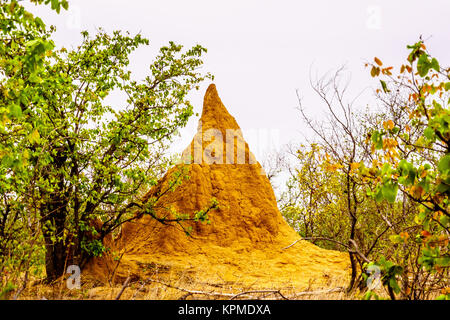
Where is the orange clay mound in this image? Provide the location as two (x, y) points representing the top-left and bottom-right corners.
(86, 84), (350, 291)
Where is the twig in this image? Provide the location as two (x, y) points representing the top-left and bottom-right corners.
(131, 279), (149, 300)
(109, 249), (126, 286)
(348, 239), (371, 263)
(130, 269), (160, 300)
(13, 271), (28, 300)
(282, 239), (301, 250)
(144, 277), (345, 300)
(288, 286), (345, 298)
(115, 276), (131, 300)
(231, 290), (288, 300)
(178, 292), (193, 300)
(144, 277), (256, 299)
(282, 237), (349, 250)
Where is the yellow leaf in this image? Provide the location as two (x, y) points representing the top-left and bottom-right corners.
(383, 120), (394, 130)
(28, 129), (40, 144)
(438, 235), (449, 246)
(2, 114), (10, 125)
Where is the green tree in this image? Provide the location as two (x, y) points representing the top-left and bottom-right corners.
(284, 41), (449, 299)
(1, 0), (213, 283)
(279, 144), (350, 250)
(1, 0), (70, 294)
(364, 41), (449, 299)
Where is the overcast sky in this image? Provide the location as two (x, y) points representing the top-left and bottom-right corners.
(25, 0), (450, 188)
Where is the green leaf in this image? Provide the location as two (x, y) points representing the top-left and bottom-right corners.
(380, 80), (390, 93)
(423, 127), (435, 140)
(61, 0), (69, 10)
(431, 58), (440, 72)
(389, 278), (401, 294)
(1, 154), (13, 167)
(25, 39), (40, 48)
(371, 130), (383, 149)
(9, 104), (22, 118)
(440, 215), (449, 227)
(436, 257), (450, 267)
(438, 154), (450, 174)
(417, 53), (430, 77)
(381, 183), (398, 203)
(389, 235), (403, 244)
(51, 0), (61, 13)
(414, 210), (427, 224)
(374, 188), (384, 203)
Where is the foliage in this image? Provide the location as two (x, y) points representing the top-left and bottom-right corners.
(364, 41), (449, 299)
(279, 144), (350, 250)
(0, 0), (214, 288)
(283, 40), (449, 299)
(1, 0), (69, 293)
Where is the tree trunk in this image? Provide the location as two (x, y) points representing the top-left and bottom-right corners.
(347, 251), (358, 292)
(41, 152), (72, 282)
(42, 193), (69, 282)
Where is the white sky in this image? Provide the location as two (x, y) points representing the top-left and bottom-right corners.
(25, 0), (450, 189)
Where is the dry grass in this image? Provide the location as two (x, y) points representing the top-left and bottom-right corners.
(14, 270), (376, 300)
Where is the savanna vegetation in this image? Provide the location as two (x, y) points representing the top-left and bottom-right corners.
(0, 0), (448, 300)
(279, 42), (450, 300)
(0, 0), (213, 298)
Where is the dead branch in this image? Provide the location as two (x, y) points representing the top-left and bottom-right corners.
(282, 237), (349, 250)
(144, 277), (345, 300)
(144, 277), (257, 299)
(230, 290), (288, 300)
(115, 276), (131, 300)
(288, 286), (345, 298)
(348, 239), (370, 263)
(108, 249), (126, 286)
(282, 239), (302, 250)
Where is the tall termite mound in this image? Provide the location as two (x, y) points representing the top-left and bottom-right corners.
(89, 84), (349, 288)
(118, 84), (299, 253)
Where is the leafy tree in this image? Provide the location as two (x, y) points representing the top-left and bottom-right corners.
(284, 41), (449, 299)
(363, 41), (449, 299)
(294, 67), (388, 292)
(1, 0), (213, 285)
(1, 0), (70, 294)
(279, 144), (350, 250)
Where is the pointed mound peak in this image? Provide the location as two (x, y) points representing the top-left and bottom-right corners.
(201, 84), (221, 116)
(200, 84), (240, 132)
(181, 84), (257, 165)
